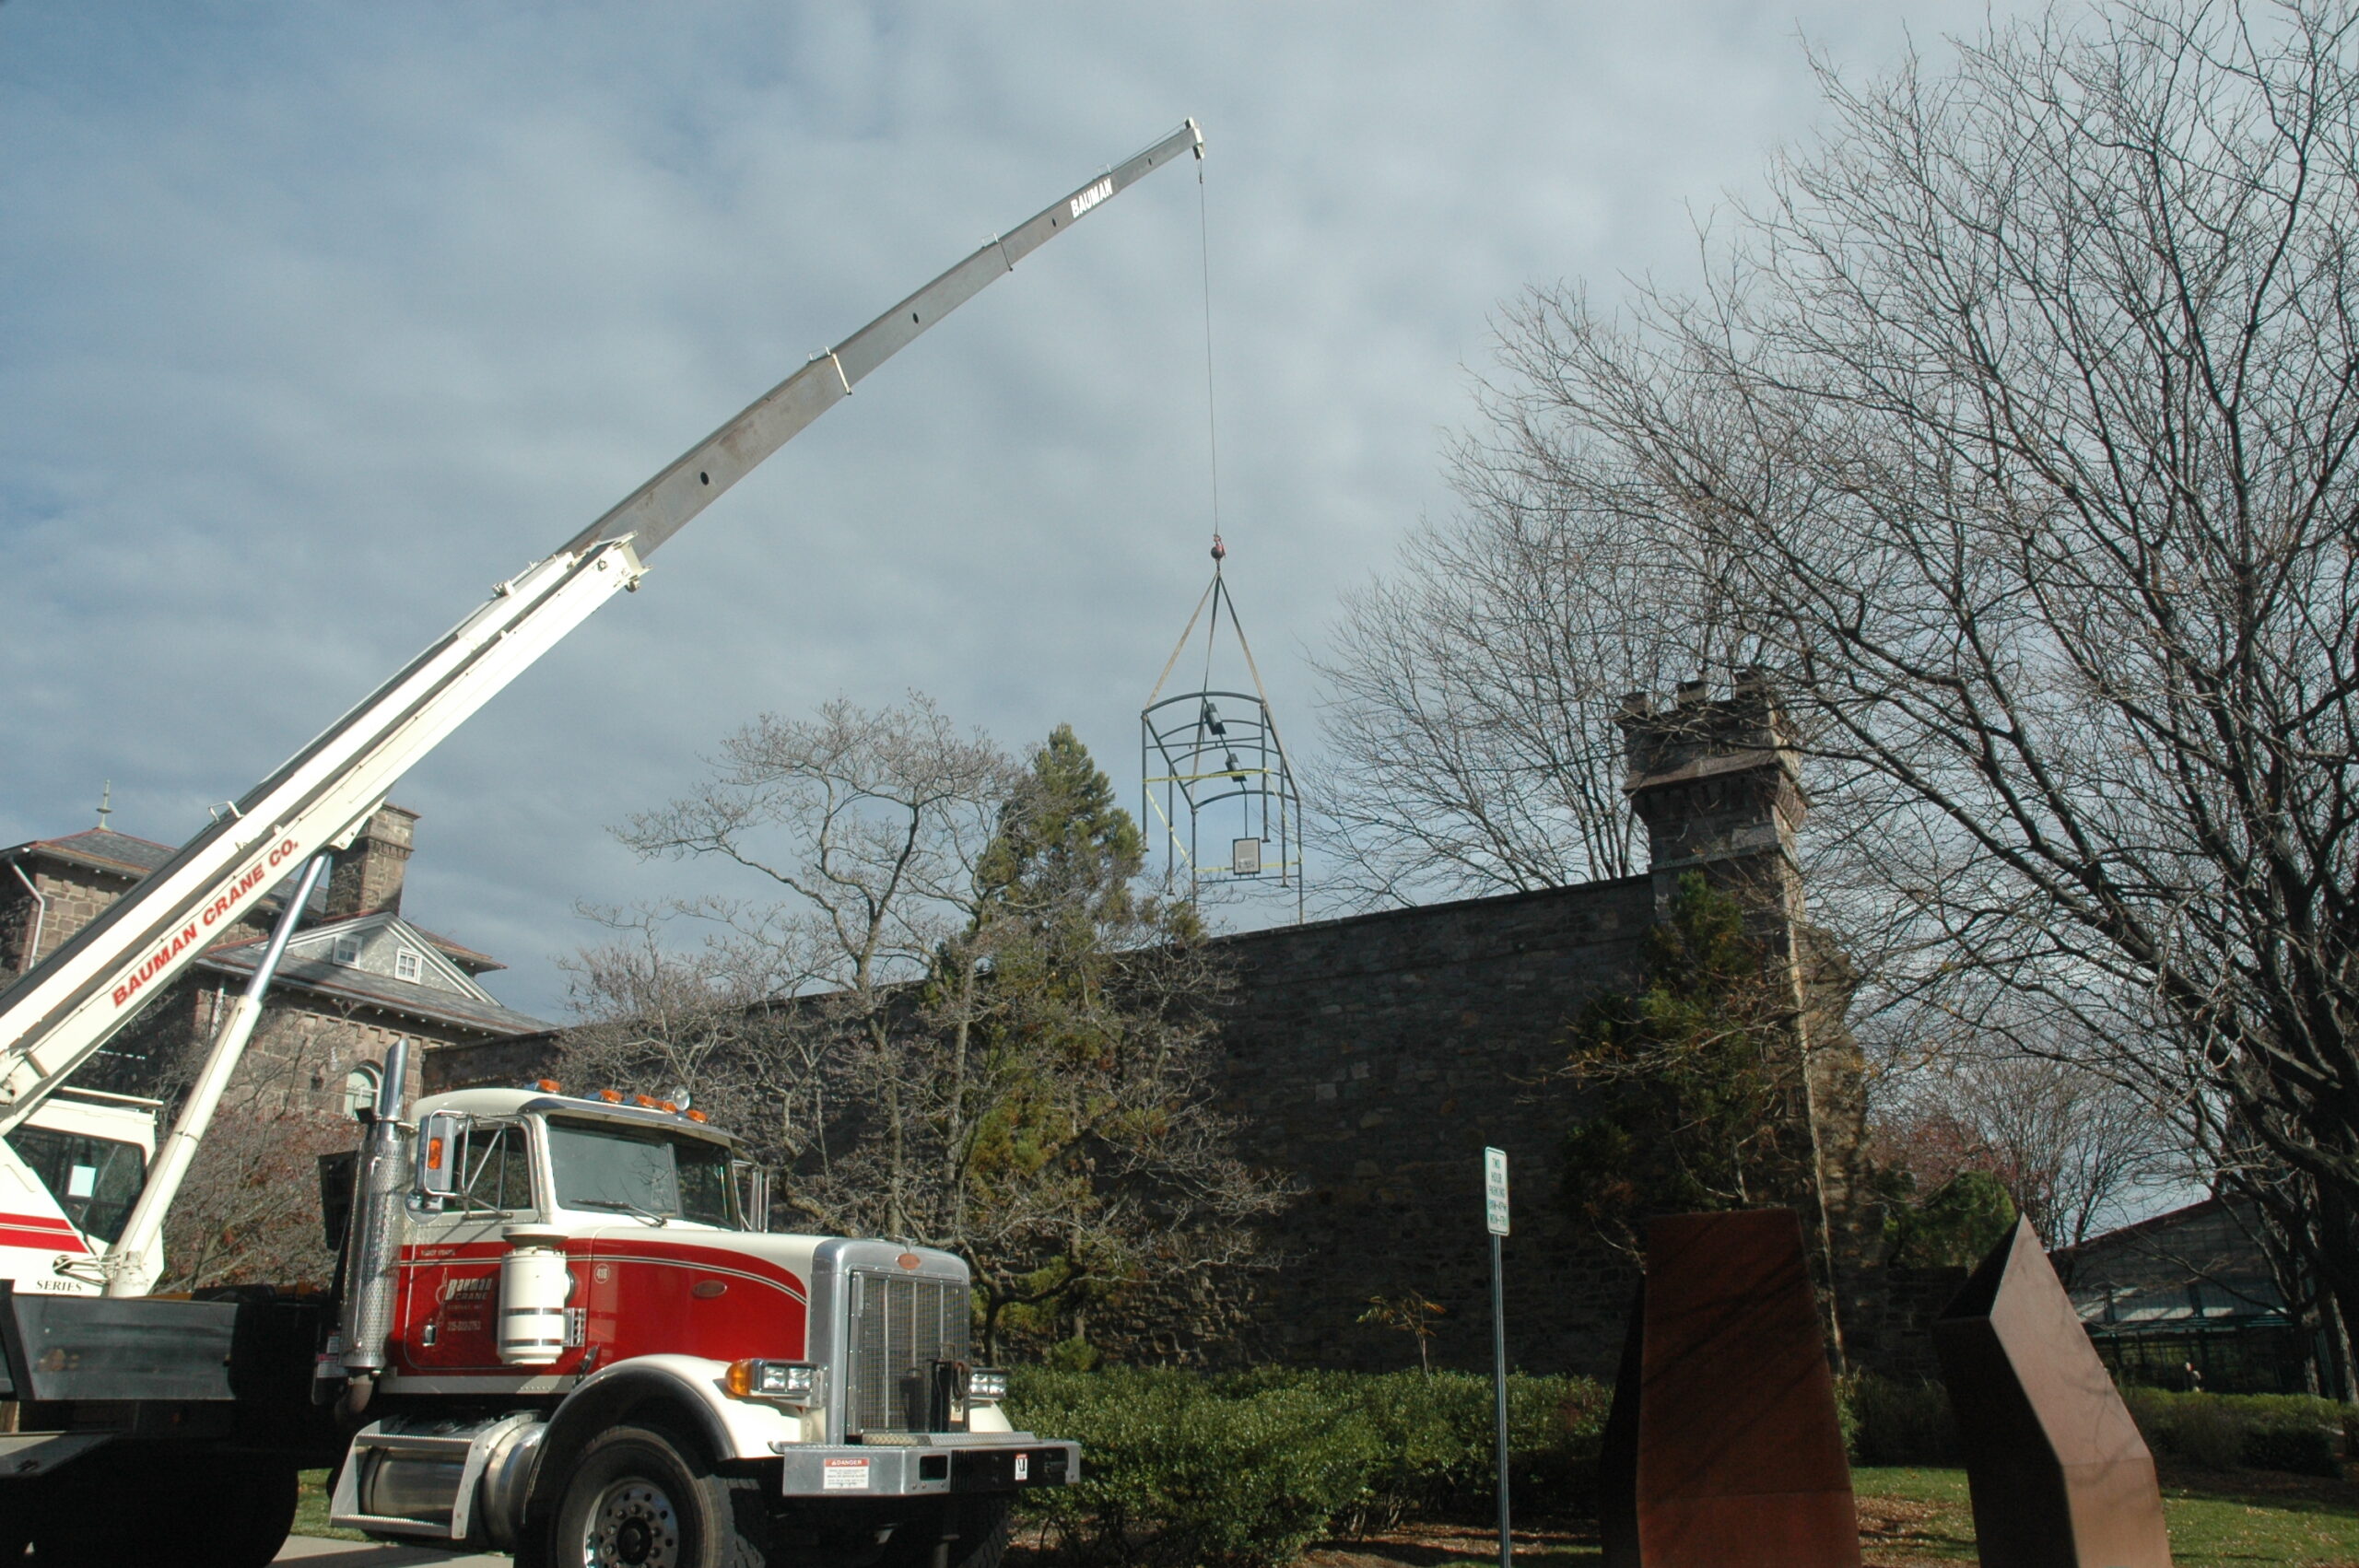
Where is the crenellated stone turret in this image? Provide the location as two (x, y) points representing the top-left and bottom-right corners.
(1617, 667), (1806, 933)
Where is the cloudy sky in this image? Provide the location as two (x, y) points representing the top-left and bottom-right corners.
(3, 2), (2038, 1022)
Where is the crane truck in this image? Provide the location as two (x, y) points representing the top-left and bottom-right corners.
(0, 119), (1204, 1568)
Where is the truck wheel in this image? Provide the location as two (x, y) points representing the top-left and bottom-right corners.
(179, 1459), (300, 1568)
(34, 1457), (296, 1568)
(550, 1424), (769, 1568)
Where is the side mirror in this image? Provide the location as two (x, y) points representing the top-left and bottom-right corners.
(733, 1160), (771, 1233)
(417, 1111), (467, 1203)
(318, 1150), (358, 1250)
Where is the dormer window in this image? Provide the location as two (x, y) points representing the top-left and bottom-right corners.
(332, 935), (361, 966)
(394, 947), (422, 983)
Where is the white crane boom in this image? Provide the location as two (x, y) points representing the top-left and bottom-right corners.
(0, 119), (1203, 1140)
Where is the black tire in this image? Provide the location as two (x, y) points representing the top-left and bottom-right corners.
(0, 1483), (35, 1563)
(185, 1458), (300, 1568)
(547, 1423), (770, 1568)
(34, 1456), (296, 1568)
(27, 1469), (135, 1568)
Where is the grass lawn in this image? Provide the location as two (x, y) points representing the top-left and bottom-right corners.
(1855, 1466), (2359, 1567)
(1297, 1467), (2359, 1568)
(295, 1469), (366, 1542)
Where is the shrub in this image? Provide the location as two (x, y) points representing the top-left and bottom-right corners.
(2236, 1416), (2341, 1478)
(1815, 1373), (2347, 1479)
(1226, 1370), (1605, 1526)
(1838, 1374), (1960, 1467)
(2121, 1387), (2344, 1478)
(1011, 1369), (1379, 1568)
(1005, 1368), (1606, 1566)
(2127, 1387), (2247, 1471)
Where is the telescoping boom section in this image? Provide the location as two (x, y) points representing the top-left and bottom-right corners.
(0, 120), (1203, 1143)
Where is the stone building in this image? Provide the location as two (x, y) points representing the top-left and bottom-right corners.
(1147, 671), (1885, 1375)
(423, 673), (1902, 1376)
(0, 804), (549, 1116)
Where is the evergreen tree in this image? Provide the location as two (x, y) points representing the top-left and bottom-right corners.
(1558, 872), (1812, 1254)
(931, 725), (1253, 1356)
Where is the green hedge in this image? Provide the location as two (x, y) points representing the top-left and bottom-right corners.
(2122, 1387), (2344, 1478)
(1006, 1368), (1604, 1568)
(1837, 1372), (1964, 1467)
(1005, 1367), (2348, 1568)
(1839, 1373), (2346, 1478)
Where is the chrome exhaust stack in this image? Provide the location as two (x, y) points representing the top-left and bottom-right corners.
(334, 1036), (410, 1408)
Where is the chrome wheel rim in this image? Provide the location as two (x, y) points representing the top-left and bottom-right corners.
(580, 1477), (681, 1568)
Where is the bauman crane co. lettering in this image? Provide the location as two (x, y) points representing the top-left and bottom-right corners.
(108, 837), (302, 1008)
(1069, 177), (1113, 218)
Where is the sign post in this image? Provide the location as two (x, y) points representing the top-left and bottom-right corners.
(1485, 1146), (1511, 1568)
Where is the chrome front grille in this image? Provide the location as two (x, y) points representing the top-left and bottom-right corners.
(846, 1270), (970, 1433)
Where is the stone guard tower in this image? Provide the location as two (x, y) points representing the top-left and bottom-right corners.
(1617, 670), (1879, 1363)
(1617, 668), (1807, 932)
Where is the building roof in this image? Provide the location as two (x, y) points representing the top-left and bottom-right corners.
(2061, 1196), (2288, 1333)
(404, 925), (505, 975)
(5, 814), (533, 1035)
(2, 826), (180, 880)
(198, 913), (550, 1040)
(6, 825), (508, 976)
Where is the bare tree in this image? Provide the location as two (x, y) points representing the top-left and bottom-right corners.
(560, 907), (834, 1183)
(161, 1104), (350, 1290)
(1875, 1037), (2176, 1251)
(569, 704), (1284, 1357)
(1432, 1), (2359, 1329)
(157, 1011), (354, 1290)
(1310, 437), (1743, 907)
(593, 692), (1015, 1234)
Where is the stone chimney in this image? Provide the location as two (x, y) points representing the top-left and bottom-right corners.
(1616, 668), (1805, 930)
(325, 804), (418, 919)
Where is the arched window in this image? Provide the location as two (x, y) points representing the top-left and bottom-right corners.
(343, 1063), (382, 1120)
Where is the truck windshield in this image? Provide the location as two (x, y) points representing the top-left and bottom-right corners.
(546, 1118), (735, 1227)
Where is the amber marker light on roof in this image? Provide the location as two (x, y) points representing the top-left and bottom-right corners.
(536, 1079), (561, 1094)
(686, 1109), (709, 1123)
(634, 1094), (660, 1109)
(599, 1090), (624, 1104)
(660, 1100), (678, 1114)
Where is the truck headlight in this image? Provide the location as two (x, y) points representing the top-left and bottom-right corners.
(967, 1367), (1009, 1403)
(725, 1359), (819, 1404)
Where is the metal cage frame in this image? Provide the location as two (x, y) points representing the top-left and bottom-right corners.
(1140, 545), (1305, 919)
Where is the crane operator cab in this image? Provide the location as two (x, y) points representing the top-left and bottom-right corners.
(0, 1091), (158, 1294)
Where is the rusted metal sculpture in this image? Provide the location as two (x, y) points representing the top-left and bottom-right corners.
(1933, 1216), (2172, 1568)
(1600, 1209), (1860, 1567)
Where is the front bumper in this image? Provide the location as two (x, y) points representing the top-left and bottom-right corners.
(772, 1433), (1079, 1497)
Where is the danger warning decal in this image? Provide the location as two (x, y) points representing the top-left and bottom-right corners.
(822, 1458), (871, 1492)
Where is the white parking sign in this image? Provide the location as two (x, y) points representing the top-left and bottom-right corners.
(1484, 1147), (1509, 1236)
